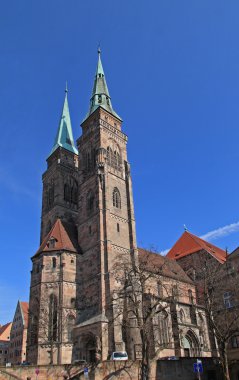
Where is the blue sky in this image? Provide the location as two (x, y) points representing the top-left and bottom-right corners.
(1, 0), (239, 323)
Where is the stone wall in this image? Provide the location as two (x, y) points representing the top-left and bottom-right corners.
(3, 359), (239, 380)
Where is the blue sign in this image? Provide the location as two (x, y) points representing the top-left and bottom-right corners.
(193, 362), (203, 373)
(84, 367), (88, 374)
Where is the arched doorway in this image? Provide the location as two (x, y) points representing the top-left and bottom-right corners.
(182, 330), (200, 357)
(78, 333), (101, 363)
(86, 336), (96, 363)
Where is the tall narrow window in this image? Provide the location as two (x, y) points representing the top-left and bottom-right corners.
(113, 188), (121, 209)
(67, 315), (75, 341)
(107, 142), (121, 171)
(48, 294), (58, 342)
(157, 282), (163, 298)
(64, 183), (70, 202)
(47, 183), (55, 208)
(172, 285), (179, 300)
(188, 289), (194, 304)
(157, 311), (169, 346)
(52, 257), (56, 269)
(87, 191), (94, 215)
(179, 308), (185, 322)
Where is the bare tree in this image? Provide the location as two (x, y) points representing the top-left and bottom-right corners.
(202, 257), (239, 380)
(110, 249), (184, 380)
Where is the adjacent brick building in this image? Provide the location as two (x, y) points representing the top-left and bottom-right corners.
(9, 301), (28, 364)
(0, 323), (12, 365)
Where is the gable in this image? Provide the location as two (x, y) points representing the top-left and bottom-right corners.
(167, 231), (226, 264)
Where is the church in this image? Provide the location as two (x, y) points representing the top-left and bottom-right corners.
(26, 50), (216, 366)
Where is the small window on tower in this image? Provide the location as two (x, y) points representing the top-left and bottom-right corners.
(52, 257), (56, 269)
(117, 223), (120, 233)
(98, 95), (102, 103)
(89, 226), (92, 235)
(113, 188), (121, 209)
(87, 191), (94, 214)
(47, 237), (57, 249)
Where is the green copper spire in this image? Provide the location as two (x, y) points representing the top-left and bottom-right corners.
(83, 48), (122, 122)
(49, 86), (78, 157)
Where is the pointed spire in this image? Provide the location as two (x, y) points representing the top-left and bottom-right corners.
(49, 86), (78, 157)
(96, 46), (104, 77)
(83, 48), (122, 122)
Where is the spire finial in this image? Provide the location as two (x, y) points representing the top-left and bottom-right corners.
(65, 81), (68, 94)
(184, 224), (188, 231)
(98, 43), (101, 55)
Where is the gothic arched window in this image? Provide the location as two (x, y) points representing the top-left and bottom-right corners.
(64, 183), (70, 202)
(52, 257), (56, 269)
(157, 281), (163, 298)
(113, 188), (121, 209)
(107, 141), (122, 171)
(71, 182), (78, 205)
(64, 179), (78, 205)
(48, 294), (58, 342)
(154, 311), (169, 347)
(87, 191), (94, 215)
(172, 285), (179, 300)
(188, 289), (194, 304)
(47, 182), (55, 209)
(30, 315), (38, 345)
(67, 315), (75, 341)
(179, 308), (185, 322)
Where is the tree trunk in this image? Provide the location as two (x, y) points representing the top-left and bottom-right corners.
(140, 329), (149, 380)
(221, 342), (230, 380)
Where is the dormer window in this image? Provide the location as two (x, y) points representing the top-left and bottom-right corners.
(98, 95), (102, 103)
(47, 237), (57, 249)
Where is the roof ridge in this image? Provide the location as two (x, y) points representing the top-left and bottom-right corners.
(167, 231), (226, 263)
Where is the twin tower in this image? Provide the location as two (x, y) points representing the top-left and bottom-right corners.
(27, 50), (139, 364)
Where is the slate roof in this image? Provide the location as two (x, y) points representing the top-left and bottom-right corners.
(167, 231), (226, 264)
(34, 219), (78, 257)
(49, 89), (78, 157)
(83, 49), (122, 122)
(138, 248), (193, 284)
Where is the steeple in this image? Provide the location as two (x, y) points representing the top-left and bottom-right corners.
(49, 86), (78, 157)
(84, 48), (122, 122)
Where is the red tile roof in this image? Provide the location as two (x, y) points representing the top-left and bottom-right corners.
(20, 301), (29, 328)
(0, 322), (12, 340)
(138, 248), (193, 284)
(167, 231), (226, 264)
(34, 219), (77, 257)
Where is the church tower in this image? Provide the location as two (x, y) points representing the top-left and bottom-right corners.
(74, 49), (138, 361)
(40, 87), (79, 242)
(27, 90), (79, 365)
(27, 51), (139, 365)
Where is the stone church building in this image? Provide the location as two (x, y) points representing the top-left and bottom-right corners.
(26, 51), (215, 365)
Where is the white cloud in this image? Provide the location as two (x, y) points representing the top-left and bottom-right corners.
(161, 249), (170, 256)
(200, 221), (239, 242)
